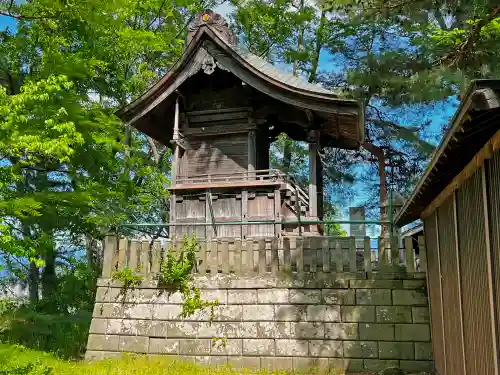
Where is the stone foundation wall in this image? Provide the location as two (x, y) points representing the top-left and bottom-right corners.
(86, 273), (433, 373)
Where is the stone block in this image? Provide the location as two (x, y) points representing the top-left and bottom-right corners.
(306, 305), (341, 322)
(167, 291), (184, 304)
(415, 342), (433, 360)
(212, 305), (243, 321)
(95, 287), (110, 302)
(199, 322), (255, 338)
(257, 322), (291, 338)
(165, 322), (200, 338)
(149, 338), (179, 354)
(341, 306), (375, 322)
(350, 280), (403, 289)
(153, 304), (183, 320)
(343, 341), (377, 358)
(289, 289), (321, 304)
(227, 290), (257, 304)
(293, 357), (329, 371)
(275, 339), (309, 356)
(292, 322), (325, 339)
(363, 359), (400, 372)
(359, 323), (395, 341)
(376, 306), (412, 323)
(89, 319), (107, 334)
(107, 319), (151, 336)
(93, 303), (122, 318)
(324, 323), (358, 340)
(201, 290), (227, 305)
(412, 307), (430, 323)
(84, 351), (122, 361)
(194, 356), (211, 365)
(257, 289), (289, 304)
(227, 356), (261, 370)
(322, 289), (355, 305)
(210, 356), (228, 366)
(125, 288), (157, 303)
(148, 320), (168, 337)
(403, 280), (426, 289)
(275, 305), (306, 321)
(395, 324), (430, 341)
(87, 334), (119, 351)
(379, 342), (414, 360)
(327, 359), (363, 372)
(400, 360), (433, 372)
(122, 303), (155, 319)
(242, 339), (275, 355)
(179, 339), (211, 355)
(262, 357), (294, 370)
(309, 340), (343, 357)
(242, 305), (274, 320)
(392, 290), (427, 306)
(356, 289), (392, 305)
(118, 336), (149, 353)
(211, 338), (243, 355)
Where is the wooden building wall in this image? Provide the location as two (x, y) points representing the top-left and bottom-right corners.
(422, 150), (500, 375)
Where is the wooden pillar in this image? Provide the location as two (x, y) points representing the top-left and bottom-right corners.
(316, 150), (323, 220)
(170, 96), (180, 239)
(248, 130), (256, 176)
(308, 139), (318, 218)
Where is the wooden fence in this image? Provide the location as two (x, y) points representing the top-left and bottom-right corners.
(101, 235), (426, 278)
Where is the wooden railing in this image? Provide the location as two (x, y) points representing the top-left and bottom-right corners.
(175, 169), (286, 185)
(101, 235), (426, 279)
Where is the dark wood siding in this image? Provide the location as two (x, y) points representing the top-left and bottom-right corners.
(456, 170), (496, 375)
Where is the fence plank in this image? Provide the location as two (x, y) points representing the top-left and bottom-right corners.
(364, 236), (372, 273)
(283, 237), (291, 273)
(322, 238), (330, 273)
(102, 235), (116, 278)
(129, 240), (138, 271)
(221, 239), (230, 274)
(308, 237), (316, 273)
(404, 236), (416, 272)
(271, 238), (279, 275)
(138, 241), (148, 276)
(391, 236), (400, 265)
(418, 235), (427, 272)
(335, 241), (343, 272)
(246, 239), (255, 274)
(209, 240), (219, 275)
(117, 238), (127, 270)
(198, 240), (207, 274)
(233, 239), (241, 275)
(296, 237), (304, 276)
(258, 238), (266, 273)
(378, 237), (387, 266)
(151, 241), (161, 275)
(349, 237), (357, 272)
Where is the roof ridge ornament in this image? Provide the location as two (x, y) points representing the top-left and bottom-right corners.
(187, 9), (238, 46)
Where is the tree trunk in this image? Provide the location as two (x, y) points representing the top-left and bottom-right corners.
(308, 7), (326, 84)
(28, 261), (39, 304)
(283, 137), (293, 172)
(41, 245), (57, 312)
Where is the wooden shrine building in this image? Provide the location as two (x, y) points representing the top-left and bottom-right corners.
(117, 10), (364, 239)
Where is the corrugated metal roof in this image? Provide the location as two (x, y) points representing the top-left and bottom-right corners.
(230, 44), (335, 96)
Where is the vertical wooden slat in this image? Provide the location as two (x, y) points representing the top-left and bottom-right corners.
(233, 239), (241, 275)
(274, 187), (281, 236)
(418, 236), (427, 272)
(283, 237), (291, 273)
(221, 239), (230, 274)
(198, 241), (207, 274)
(335, 241), (343, 273)
(102, 235), (116, 278)
(117, 238), (127, 270)
(209, 240), (218, 275)
(309, 237), (317, 273)
(258, 238), (266, 274)
(271, 238), (279, 275)
(364, 236), (371, 273)
(481, 165), (500, 374)
(378, 237), (387, 266)
(404, 237), (416, 272)
(246, 239), (255, 274)
(390, 236), (399, 265)
(129, 240), (138, 271)
(241, 190), (248, 239)
(322, 238), (330, 273)
(138, 241), (148, 276)
(316, 237), (322, 273)
(150, 241), (160, 275)
(348, 237), (357, 272)
(296, 237), (304, 276)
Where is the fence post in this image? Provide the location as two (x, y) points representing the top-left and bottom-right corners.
(418, 236), (427, 272)
(349, 237), (357, 272)
(102, 235), (116, 278)
(404, 236), (416, 272)
(364, 236), (372, 273)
